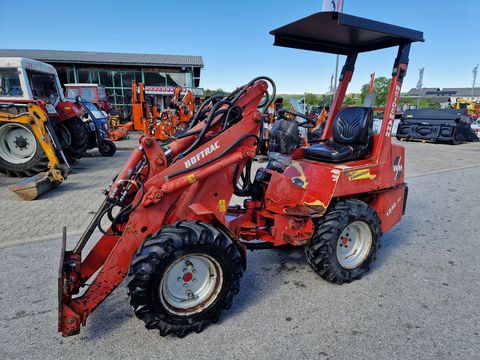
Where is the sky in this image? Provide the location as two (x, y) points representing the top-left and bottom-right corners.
(0, 0), (479, 94)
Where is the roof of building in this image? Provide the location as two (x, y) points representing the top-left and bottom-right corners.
(406, 87), (480, 97)
(0, 49), (204, 68)
(442, 87), (480, 97)
(406, 88), (440, 96)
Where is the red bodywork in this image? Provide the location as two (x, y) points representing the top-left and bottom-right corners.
(58, 43), (412, 337)
(54, 101), (84, 122)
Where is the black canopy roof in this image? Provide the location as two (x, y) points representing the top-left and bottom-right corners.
(270, 12), (424, 55)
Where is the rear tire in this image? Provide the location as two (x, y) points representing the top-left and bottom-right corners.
(304, 199), (381, 284)
(58, 117), (88, 157)
(128, 221), (243, 337)
(0, 122), (49, 177)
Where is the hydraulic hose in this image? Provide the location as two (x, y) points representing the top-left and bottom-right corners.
(176, 98), (234, 159)
(177, 77), (275, 159)
(185, 95), (224, 130)
(233, 159), (253, 196)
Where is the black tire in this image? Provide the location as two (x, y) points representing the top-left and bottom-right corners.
(0, 122), (49, 177)
(58, 117), (88, 157)
(128, 221), (244, 337)
(98, 139), (116, 156)
(304, 199), (382, 284)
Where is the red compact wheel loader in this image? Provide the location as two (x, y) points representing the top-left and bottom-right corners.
(58, 11), (424, 337)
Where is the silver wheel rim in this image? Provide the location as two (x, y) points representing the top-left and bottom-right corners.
(57, 123), (72, 146)
(160, 254), (223, 316)
(0, 123), (37, 164)
(336, 221), (373, 269)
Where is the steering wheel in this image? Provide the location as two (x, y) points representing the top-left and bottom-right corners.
(277, 109), (316, 128)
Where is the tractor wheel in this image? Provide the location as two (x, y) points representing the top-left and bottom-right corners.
(128, 221), (244, 337)
(57, 117), (88, 157)
(98, 139), (116, 156)
(304, 199), (382, 284)
(0, 122), (49, 177)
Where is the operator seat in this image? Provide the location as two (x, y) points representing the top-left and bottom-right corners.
(303, 107), (373, 163)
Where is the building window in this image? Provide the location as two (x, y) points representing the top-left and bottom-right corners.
(123, 89), (132, 105)
(99, 71), (114, 87)
(144, 71), (166, 86)
(57, 68), (68, 86)
(165, 72), (192, 87)
(121, 71), (141, 87)
(78, 69), (99, 84)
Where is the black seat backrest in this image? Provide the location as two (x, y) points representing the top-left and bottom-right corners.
(333, 107), (373, 145)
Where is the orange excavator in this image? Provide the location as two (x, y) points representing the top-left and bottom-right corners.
(129, 81), (151, 134)
(129, 82), (197, 142)
(153, 86), (196, 140)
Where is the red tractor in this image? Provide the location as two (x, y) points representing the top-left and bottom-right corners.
(64, 84), (113, 113)
(59, 11), (424, 337)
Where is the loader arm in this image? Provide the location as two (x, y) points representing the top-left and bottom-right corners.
(58, 78), (271, 336)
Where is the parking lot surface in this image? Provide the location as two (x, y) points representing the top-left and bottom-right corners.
(0, 137), (479, 359)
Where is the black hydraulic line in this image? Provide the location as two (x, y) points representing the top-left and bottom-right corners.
(258, 91), (270, 109)
(178, 77), (275, 159)
(174, 95), (226, 140)
(233, 159), (253, 196)
(176, 107), (233, 139)
(177, 98), (234, 159)
(230, 76), (276, 115)
(221, 105), (243, 131)
(175, 77), (275, 145)
(114, 181), (145, 221)
(98, 179), (145, 236)
(185, 94), (224, 130)
(166, 134), (259, 180)
(97, 203), (118, 236)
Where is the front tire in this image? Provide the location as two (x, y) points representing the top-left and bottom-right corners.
(305, 199), (381, 284)
(98, 139), (116, 156)
(128, 221), (243, 337)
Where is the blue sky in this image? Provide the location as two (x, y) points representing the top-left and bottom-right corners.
(0, 0), (478, 93)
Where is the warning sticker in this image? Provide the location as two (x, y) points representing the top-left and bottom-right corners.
(346, 169), (376, 181)
(187, 174), (196, 184)
(218, 199), (226, 213)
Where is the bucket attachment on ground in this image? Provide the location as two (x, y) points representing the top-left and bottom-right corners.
(396, 109), (479, 144)
(8, 168), (66, 200)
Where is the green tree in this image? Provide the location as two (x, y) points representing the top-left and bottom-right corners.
(304, 93), (320, 107)
(399, 97), (441, 109)
(360, 76), (391, 106)
(318, 94), (332, 107)
(204, 88), (228, 97)
(343, 94), (362, 106)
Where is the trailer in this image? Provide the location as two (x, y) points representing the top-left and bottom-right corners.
(396, 108), (478, 144)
